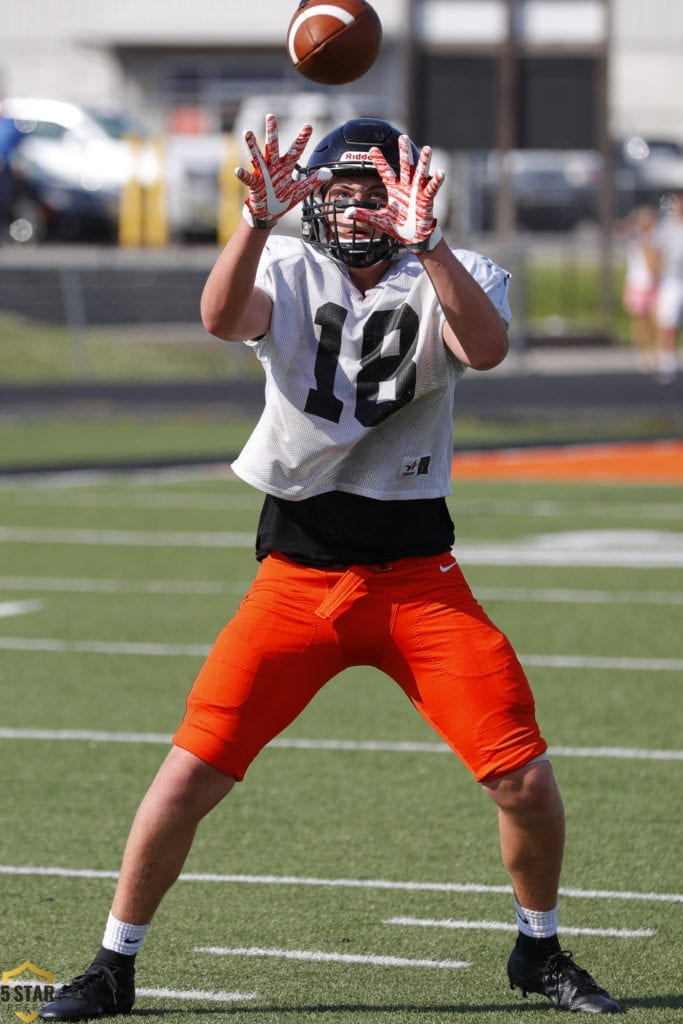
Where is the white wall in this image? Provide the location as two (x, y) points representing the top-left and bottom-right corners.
(1, 0), (407, 44)
(611, 0), (683, 140)
(1, 0), (682, 143)
(0, 0), (408, 110)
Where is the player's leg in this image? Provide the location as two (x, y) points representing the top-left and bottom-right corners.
(111, 746), (236, 924)
(381, 555), (621, 1014)
(39, 750), (236, 1022)
(483, 761), (620, 1014)
(40, 554), (347, 1021)
(482, 757), (564, 912)
(655, 281), (681, 383)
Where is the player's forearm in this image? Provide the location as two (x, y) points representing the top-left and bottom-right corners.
(200, 219), (271, 341)
(420, 240), (509, 369)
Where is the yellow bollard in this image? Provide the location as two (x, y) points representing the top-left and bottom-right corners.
(118, 134), (143, 247)
(218, 132), (244, 247)
(142, 136), (169, 248)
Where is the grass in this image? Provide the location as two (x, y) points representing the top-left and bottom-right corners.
(525, 258), (629, 339)
(0, 313), (258, 383)
(0, 461), (681, 1023)
(0, 415), (257, 468)
(3, 413), (678, 473)
(0, 257), (633, 383)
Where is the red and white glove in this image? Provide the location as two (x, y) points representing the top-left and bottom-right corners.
(236, 113), (331, 229)
(345, 134), (445, 252)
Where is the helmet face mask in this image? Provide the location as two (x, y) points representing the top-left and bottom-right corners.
(305, 188), (395, 268)
(301, 118), (416, 267)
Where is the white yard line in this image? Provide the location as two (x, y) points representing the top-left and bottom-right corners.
(0, 600), (43, 618)
(384, 917), (656, 939)
(0, 637), (210, 656)
(191, 946), (471, 969)
(0, 466), (236, 488)
(521, 654), (683, 671)
(3, 486), (681, 521)
(1, 864), (680, 905)
(3, 576), (683, 605)
(2, 526), (683, 568)
(32, 983), (257, 1004)
(0, 526), (254, 548)
(0, 576), (242, 595)
(1, 635), (681, 671)
(136, 987), (258, 1003)
(451, 499), (683, 522)
(2, 493), (262, 511)
(0, 728), (681, 762)
(474, 586), (683, 606)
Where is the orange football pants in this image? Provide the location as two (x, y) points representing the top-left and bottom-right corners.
(173, 551), (547, 782)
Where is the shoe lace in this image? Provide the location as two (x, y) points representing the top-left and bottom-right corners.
(547, 951), (601, 993)
(57, 966), (117, 1002)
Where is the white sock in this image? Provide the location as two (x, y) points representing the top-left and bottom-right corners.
(102, 911), (150, 955)
(514, 896), (559, 939)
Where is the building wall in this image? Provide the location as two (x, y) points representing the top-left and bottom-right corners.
(611, 0), (683, 139)
(0, 0), (681, 143)
(0, 0), (408, 128)
(1, 0), (402, 44)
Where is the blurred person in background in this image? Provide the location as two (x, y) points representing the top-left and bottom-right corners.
(619, 206), (659, 373)
(652, 190), (683, 384)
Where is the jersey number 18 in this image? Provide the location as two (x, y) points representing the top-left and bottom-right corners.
(304, 301), (419, 427)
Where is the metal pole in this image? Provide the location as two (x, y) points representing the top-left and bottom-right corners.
(597, 0), (615, 338)
(405, 0), (419, 137)
(495, 0), (517, 243)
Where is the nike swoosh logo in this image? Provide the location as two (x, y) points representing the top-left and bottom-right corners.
(254, 149), (288, 217)
(439, 562), (458, 573)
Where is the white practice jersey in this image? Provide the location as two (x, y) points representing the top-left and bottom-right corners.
(231, 235), (511, 500)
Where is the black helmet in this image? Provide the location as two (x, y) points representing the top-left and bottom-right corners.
(301, 118), (418, 267)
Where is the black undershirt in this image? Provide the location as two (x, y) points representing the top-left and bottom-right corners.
(255, 491), (455, 568)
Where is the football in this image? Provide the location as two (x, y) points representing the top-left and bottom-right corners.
(287, 0), (383, 86)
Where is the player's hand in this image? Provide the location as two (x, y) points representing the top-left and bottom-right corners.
(236, 114), (331, 229)
(345, 134), (445, 252)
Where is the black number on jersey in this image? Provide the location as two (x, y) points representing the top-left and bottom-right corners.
(304, 301), (419, 426)
(303, 303), (345, 423)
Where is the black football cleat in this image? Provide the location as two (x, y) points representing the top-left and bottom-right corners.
(39, 963), (135, 1021)
(508, 946), (622, 1014)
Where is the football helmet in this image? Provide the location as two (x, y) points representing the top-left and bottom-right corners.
(301, 118), (419, 267)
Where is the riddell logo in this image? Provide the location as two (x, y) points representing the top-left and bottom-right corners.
(340, 151), (374, 162)
(1, 962), (55, 1024)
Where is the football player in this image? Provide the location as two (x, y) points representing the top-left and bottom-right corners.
(40, 116), (621, 1019)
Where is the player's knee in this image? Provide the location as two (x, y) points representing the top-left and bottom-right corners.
(482, 756), (562, 815)
(149, 746), (237, 817)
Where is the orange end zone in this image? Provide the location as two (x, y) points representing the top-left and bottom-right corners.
(451, 440), (683, 483)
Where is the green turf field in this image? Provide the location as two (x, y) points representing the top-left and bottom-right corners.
(1, 467), (681, 1023)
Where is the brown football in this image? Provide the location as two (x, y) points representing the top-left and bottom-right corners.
(287, 0), (383, 85)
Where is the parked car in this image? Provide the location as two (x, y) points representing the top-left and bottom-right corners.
(473, 149), (601, 231)
(615, 135), (683, 208)
(1, 97), (145, 241)
(471, 135), (683, 232)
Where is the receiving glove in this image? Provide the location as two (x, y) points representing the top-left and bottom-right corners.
(236, 113), (331, 229)
(345, 134), (445, 252)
